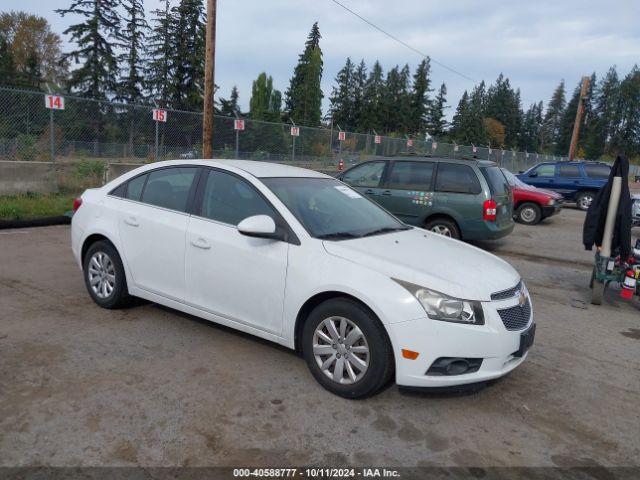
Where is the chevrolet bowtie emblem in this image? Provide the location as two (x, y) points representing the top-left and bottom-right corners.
(518, 290), (527, 307)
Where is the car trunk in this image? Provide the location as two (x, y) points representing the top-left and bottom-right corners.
(481, 166), (513, 226)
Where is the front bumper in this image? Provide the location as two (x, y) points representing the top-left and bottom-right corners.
(541, 203), (562, 218)
(386, 296), (534, 388)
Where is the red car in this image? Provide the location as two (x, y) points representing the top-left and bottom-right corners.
(501, 168), (563, 225)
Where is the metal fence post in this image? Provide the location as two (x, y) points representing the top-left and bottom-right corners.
(49, 109), (55, 162)
(155, 120), (159, 162)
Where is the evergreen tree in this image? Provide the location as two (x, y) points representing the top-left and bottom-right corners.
(611, 65), (640, 156)
(285, 22), (323, 126)
(426, 82), (447, 138)
(147, 0), (174, 106)
(485, 74), (522, 148)
(359, 60), (385, 133)
(0, 33), (17, 87)
(381, 64), (411, 134)
(219, 85), (240, 116)
(520, 102), (544, 152)
(409, 58), (431, 134)
(170, 0), (206, 111)
(587, 67), (621, 157)
(555, 81), (583, 155)
(351, 59), (367, 131)
(451, 90), (470, 142)
(541, 80), (566, 152)
(329, 57), (355, 128)
(451, 82), (486, 145)
(56, 0), (121, 98)
(116, 0), (148, 103)
(250, 73), (281, 122)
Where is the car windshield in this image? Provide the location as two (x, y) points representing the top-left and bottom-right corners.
(501, 168), (529, 188)
(261, 177), (409, 240)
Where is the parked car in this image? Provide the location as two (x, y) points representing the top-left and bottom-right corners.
(516, 161), (610, 211)
(337, 157), (514, 241)
(501, 168), (563, 225)
(71, 160), (534, 398)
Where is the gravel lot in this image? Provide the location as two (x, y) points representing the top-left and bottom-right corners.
(1, 207), (639, 468)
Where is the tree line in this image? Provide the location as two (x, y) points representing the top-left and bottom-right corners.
(0, 1), (639, 159)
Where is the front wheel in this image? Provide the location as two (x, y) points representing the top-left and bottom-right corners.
(302, 298), (394, 399)
(516, 202), (542, 225)
(576, 191), (595, 211)
(424, 218), (461, 240)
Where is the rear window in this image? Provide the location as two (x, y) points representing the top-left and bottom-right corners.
(480, 166), (509, 195)
(435, 163), (481, 194)
(584, 164), (611, 179)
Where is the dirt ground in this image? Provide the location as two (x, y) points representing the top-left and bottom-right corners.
(0, 207), (639, 468)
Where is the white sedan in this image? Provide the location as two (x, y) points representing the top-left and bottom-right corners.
(71, 160), (535, 398)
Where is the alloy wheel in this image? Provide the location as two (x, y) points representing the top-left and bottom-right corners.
(431, 225), (452, 237)
(313, 316), (370, 385)
(520, 206), (537, 223)
(579, 194), (594, 210)
(87, 251), (116, 299)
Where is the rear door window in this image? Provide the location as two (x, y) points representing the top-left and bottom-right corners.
(558, 164), (581, 177)
(140, 167), (198, 212)
(342, 161), (386, 188)
(480, 166), (509, 195)
(584, 164), (611, 179)
(126, 174), (147, 201)
(435, 163), (481, 194)
(387, 161), (434, 190)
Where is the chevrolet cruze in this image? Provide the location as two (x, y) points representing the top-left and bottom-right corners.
(71, 160), (535, 398)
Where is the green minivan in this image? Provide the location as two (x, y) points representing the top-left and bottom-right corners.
(338, 157), (514, 241)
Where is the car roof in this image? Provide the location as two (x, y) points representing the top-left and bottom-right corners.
(136, 159), (331, 179)
(377, 156), (496, 167)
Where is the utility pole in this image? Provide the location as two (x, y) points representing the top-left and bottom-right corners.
(202, 0), (217, 159)
(568, 76), (590, 161)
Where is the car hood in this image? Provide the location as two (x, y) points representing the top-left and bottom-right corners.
(323, 228), (520, 302)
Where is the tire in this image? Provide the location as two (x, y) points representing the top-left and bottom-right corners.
(83, 240), (131, 309)
(424, 218), (461, 240)
(516, 202), (542, 225)
(576, 191), (596, 211)
(301, 298), (394, 399)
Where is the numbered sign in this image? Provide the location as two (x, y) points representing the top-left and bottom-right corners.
(472, 145), (477, 153)
(453, 144), (459, 152)
(290, 126), (300, 137)
(406, 138), (413, 147)
(234, 119), (245, 131)
(488, 148), (492, 155)
(338, 131), (346, 141)
(45, 95), (65, 110)
(431, 142), (438, 150)
(374, 135), (381, 144)
(152, 109), (167, 122)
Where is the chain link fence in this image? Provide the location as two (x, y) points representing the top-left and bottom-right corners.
(1, 85), (570, 175)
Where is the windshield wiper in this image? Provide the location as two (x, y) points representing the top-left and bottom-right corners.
(361, 226), (412, 237)
(316, 231), (362, 240)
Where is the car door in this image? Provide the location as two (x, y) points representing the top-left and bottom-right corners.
(340, 161), (387, 200)
(117, 166), (199, 301)
(555, 163), (583, 197)
(378, 160), (435, 224)
(523, 163), (556, 189)
(185, 168), (289, 335)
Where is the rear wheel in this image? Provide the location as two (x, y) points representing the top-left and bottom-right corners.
(83, 240), (130, 309)
(576, 191), (595, 211)
(302, 298), (394, 399)
(424, 218), (461, 240)
(516, 202), (542, 225)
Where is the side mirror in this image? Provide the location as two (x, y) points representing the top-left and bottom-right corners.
(518, 170), (524, 174)
(237, 215), (284, 241)
(528, 172), (538, 178)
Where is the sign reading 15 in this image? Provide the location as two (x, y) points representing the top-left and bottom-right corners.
(45, 95), (65, 110)
(152, 109), (167, 122)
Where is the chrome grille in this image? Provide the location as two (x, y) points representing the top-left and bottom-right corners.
(491, 280), (522, 301)
(497, 298), (531, 331)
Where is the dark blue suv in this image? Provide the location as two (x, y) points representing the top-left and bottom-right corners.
(517, 161), (610, 210)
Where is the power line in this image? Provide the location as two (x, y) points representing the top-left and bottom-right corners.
(327, 0), (478, 84)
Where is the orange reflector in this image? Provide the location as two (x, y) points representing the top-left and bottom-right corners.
(402, 349), (419, 360)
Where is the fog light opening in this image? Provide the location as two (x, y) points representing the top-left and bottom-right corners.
(445, 359), (470, 375)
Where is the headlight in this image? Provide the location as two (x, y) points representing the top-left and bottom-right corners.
(547, 198), (556, 206)
(393, 279), (484, 325)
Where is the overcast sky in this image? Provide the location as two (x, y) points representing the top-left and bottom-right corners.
(4, 0), (640, 118)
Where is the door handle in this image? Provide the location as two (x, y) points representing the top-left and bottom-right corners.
(124, 216), (139, 227)
(381, 190), (392, 196)
(190, 238), (211, 250)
